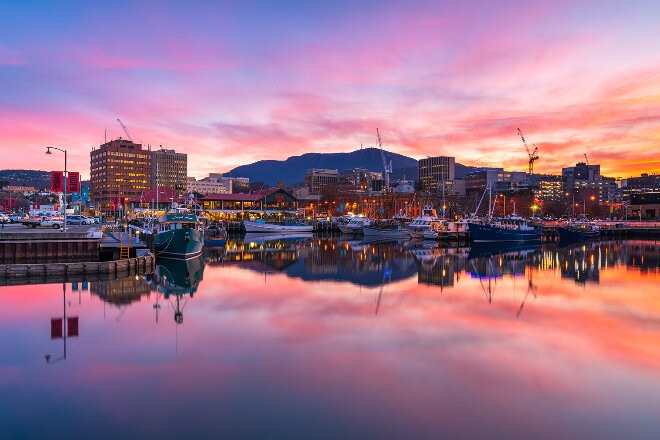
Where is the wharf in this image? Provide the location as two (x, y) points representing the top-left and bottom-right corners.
(0, 227), (149, 264)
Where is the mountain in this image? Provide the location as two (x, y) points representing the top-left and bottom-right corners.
(224, 148), (471, 185)
(224, 148), (419, 186)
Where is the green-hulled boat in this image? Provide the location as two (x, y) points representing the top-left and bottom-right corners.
(154, 212), (204, 258)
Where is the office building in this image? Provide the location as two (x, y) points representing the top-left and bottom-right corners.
(90, 139), (151, 216)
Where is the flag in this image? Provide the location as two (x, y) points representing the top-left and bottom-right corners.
(51, 171), (63, 192)
(67, 317), (79, 337)
(51, 318), (63, 339)
(67, 171), (80, 193)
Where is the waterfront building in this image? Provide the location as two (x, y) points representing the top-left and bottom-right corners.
(465, 168), (528, 194)
(151, 148), (187, 191)
(200, 188), (299, 220)
(304, 169), (338, 195)
(537, 174), (565, 202)
(90, 139), (151, 217)
(629, 192), (660, 220)
(418, 156), (455, 194)
(621, 173), (660, 203)
(126, 186), (180, 215)
(562, 162), (617, 203)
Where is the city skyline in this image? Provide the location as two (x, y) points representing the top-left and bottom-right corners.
(1, 1), (659, 181)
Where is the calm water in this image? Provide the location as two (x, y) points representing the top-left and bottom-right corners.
(1, 237), (659, 439)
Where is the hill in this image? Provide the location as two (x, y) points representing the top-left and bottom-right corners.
(224, 148), (471, 185)
(225, 148), (420, 186)
(0, 170), (51, 190)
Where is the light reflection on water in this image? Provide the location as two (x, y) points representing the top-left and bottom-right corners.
(1, 238), (659, 439)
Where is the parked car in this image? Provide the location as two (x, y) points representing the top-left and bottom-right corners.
(66, 215), (88, 225)
(10, 214), (28, 223)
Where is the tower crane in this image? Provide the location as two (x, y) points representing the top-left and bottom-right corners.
(584, 153), (589, 165)
(376, 128), (392, 191)
(517, 128), (540, 175)
(117, 118), (137, 142)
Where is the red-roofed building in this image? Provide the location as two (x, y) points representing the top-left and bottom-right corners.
(200, 188), (299, 217)
(126, 186), (182, 214)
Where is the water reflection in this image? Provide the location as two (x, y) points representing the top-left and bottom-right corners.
(147, 255), (205, 324)
(2, 238), (660, 439)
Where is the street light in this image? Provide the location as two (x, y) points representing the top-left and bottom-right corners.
(46, 147), (67, 232)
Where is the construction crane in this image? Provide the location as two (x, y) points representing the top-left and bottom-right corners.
(584, 153), (589, 165)
(517, 128), (540, 175)
(117, 118), (135, 142)
(376, 128), (392, 191)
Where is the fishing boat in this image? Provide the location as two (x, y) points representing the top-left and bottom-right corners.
(154, 212), (205, 258)
(407, 205), (447, 239)
(243, 219), (314, 233)
(556, 221), (600, 242)
(337, 216), (372, 235)
(204, 222), (227, 247)
(468, 215), (541, 243)
(362, 221), (411, 240)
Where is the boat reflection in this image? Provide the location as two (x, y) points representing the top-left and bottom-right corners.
(148, 255), (205, 324)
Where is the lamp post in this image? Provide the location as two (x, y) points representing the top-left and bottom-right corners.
(46, 147), (67, 233)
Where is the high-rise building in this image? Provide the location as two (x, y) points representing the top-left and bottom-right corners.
(304, 169), (338, 194)
(90, 139), (151, 215)
(418, 156), (455, 193)
(151, 148), (187, 191)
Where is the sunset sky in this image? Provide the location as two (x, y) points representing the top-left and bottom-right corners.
(1, 0), (658, 181)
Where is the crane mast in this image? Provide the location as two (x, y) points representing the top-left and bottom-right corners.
(117, 118), (134, 142)
(376, 128), (391, 191)
(517, 127), (539, 175)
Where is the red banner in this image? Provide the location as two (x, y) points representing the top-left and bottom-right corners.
(51, 171), (63, 192)
(51, 318), (63, 339)
(67, 317), (79, 337)
(67, 171), (80, 193)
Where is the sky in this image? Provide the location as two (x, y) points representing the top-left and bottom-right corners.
(1, 0), (659, 181)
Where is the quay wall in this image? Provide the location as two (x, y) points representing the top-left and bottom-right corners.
(0, 254), (156, 286)
(0, 231), (100, 263)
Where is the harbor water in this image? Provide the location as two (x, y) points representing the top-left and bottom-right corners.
(1, 237), (659, 439)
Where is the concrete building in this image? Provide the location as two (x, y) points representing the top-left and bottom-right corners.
(418, 156), (455, 194)
(187, 175), (232, 195)
(151, 148), (187, 191)
(90, 139), (151, 216)
(465, 168), (528, 193)
(304, 169), (338, 194)
(562, 162), (616, 203)
(339, 168), (382, 191)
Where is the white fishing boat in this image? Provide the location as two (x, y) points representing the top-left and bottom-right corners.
(337, 216), (372, 235)
(407, 205), (448, 239)
(362, 221), (411, 240)
(243, 219), (314, 233)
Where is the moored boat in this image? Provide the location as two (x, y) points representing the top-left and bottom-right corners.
(243, 219), (314, 233)
(468, 216), (541, 243)
(362, 221), (411, 240)
(556, 221), (600, 242)
(407, 205), (447, 239)
(154, 212), (205, 258)
(337, 216), (372, 235)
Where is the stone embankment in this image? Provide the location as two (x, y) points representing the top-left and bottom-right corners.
(0, 254), (155, 286)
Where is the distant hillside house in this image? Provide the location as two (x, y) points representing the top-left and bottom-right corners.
(200, 188), (299, 216)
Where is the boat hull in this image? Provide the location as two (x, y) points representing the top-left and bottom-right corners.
(155, 228), (204, 258)
(468, 222), (541, 243)
(362, 225), (410, 240)
(556, 226), (600, 242)
(243, 220), (314, 233)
